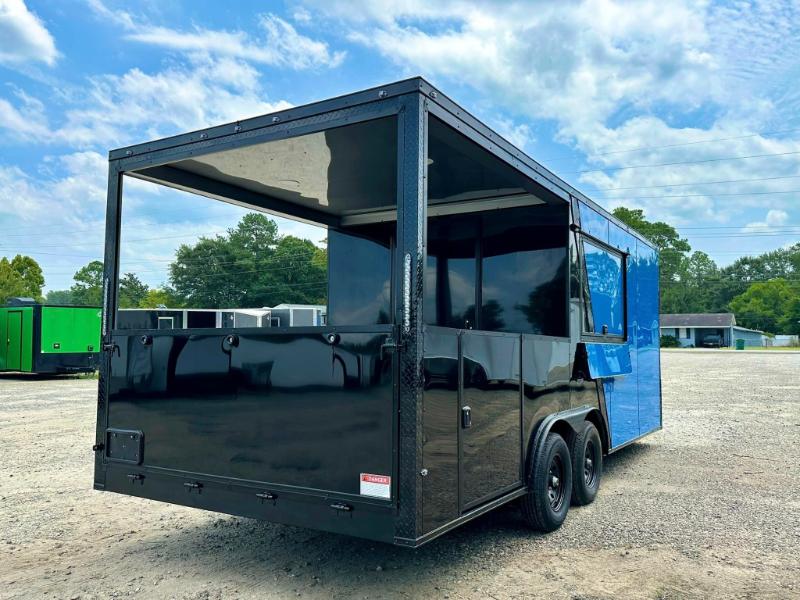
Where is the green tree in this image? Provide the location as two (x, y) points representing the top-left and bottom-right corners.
(170, 236), (247, 308)
(228, 212), (280, 255)
(611, 207), (694, 313)
(783, 295), (800, 334)
(259, 235), (327, 306)
(728, 279), (795, 333)
(710, 243), (800, 312)
(118, 273), (149, 308)
(681, 251), (720, 312)
(169, 214), (326, 308)
(45, 289), (75, 305)
(70, 260), (104, 306)
(0, 255), (45, 303)
(139, 287), (183, 309)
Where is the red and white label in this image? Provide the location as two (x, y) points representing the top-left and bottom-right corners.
(360, 473), (391, 499)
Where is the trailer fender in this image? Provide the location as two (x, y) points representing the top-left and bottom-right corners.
(525, 406), (598, 484)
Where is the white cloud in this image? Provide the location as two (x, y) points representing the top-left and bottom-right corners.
(744, 209), (790, 233)
(0, 0), (58, 66)
(491, 117), (533, 151)
(766, 209), (788, 227)
(60, 56), (293, 147)
(0, 55), (293, 148)
(0, 2), (342, 149)
(0, 150), (106, 223)
(0, 90), (51, 140)
(324, 0), (715, 128)
(305, 0), (800, 229)
(88, 0), (344, 69)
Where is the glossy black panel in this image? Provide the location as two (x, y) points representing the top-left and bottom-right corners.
(428, 116), (531, 203)
(117, 309), (185, 330)
(107, 330), (394, 497)
(328, 225), (393, 326)
(481, 207), (568, 336)
(425, 205), (568, 334)
(421, 327), (460, 533)
(424, 216), (478, 329)
(32, 350), (99, 374)
(186, 311), (216, 328)
(521, 335), (573, 444)
(460, 331), (521, 509)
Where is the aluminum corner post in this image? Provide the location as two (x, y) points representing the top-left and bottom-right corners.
(94, 160), (123, 490)
(394, 91), (428, 544)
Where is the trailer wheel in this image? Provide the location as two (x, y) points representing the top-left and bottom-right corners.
(570, 421), (602, 506)
(522, 432), (572, 532)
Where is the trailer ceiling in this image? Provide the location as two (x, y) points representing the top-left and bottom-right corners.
(126, 105), (555, 227)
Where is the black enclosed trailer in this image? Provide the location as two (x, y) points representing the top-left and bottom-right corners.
(94, 78), (661, 547)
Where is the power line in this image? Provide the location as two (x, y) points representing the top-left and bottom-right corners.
(600, 189), (800, 200)
(591, 173), (800, 192)
(565, 149), (800, 175)
(677, 224), (800, 230)
(539, 126), (800, 163)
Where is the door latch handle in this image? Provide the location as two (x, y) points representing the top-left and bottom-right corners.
(461, 406), (472, 429)
(102, 342), (120, 356)
(380, 337), (402, 358)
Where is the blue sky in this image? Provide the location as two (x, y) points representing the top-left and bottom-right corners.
(1, 0), (800, 291)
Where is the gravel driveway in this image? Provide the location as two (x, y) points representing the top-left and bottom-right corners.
(1, 352), (798, 599)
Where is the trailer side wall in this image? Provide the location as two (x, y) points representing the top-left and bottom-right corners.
(579, 201), (662, 448)
(40, 306), (102, 354)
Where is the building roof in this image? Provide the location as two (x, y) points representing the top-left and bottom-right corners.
(732, 325), (766, 335)
(661, 313), (736, 327)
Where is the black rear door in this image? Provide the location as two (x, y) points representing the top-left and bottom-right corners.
(105, 327), (396, 497)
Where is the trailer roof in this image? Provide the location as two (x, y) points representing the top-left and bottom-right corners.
(109, 77), (656, 250)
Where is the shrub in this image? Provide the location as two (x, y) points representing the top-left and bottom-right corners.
(660, 335), (680, 348)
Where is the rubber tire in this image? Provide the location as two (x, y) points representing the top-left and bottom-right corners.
(570, 421), (603, 506)
(522, 432), (572, 532)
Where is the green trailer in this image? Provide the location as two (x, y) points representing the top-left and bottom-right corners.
(0, 299), (101, 374)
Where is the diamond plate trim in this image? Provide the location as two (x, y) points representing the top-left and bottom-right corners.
(395, 93), (427, 541)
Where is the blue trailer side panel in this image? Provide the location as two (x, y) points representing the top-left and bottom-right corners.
(604, 225), (640, 447)
(636, 240), (662, 434)
(579, 203), (661, 448)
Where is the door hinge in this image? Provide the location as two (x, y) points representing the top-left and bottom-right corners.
(102, 342), (120, 356)
(92, 443), (104, 452)
(256, 491), (277, 503)
(330, 502), (352, 512)
(183, 481), (203, 493)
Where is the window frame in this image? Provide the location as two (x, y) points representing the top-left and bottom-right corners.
(110, 110), (404, 334)
(423, 209), (571, 338)
(579, 234), (627, 344)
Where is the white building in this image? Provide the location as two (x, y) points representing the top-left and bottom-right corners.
(660, 313), (766, 347)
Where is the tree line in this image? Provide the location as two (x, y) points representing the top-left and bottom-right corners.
(3, 214), (327, 311)
(2, 209), (798, 334)
(612, 207), (800, 334)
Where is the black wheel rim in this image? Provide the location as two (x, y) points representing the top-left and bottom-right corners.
(584, 440), (597, 487)
(547, 454), (565, 511)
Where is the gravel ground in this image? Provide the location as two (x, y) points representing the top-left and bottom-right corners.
(0, 352), (798, 599)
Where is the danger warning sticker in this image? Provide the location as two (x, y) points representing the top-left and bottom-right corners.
(360, 473), (391, 499)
